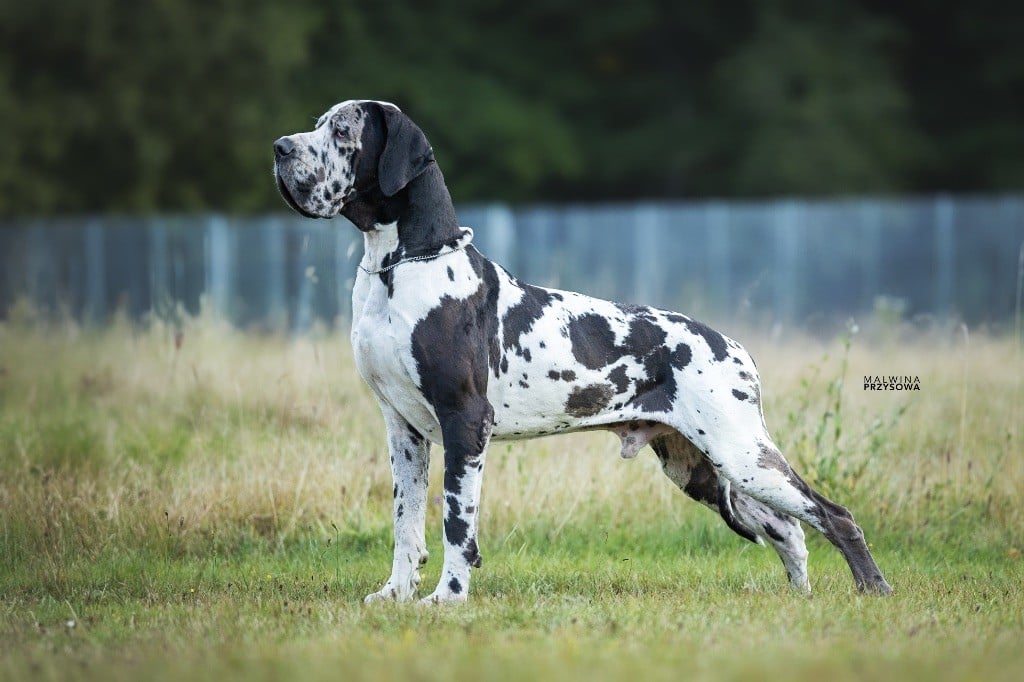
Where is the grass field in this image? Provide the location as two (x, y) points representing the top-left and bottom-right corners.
(1, 309), (1022, 681)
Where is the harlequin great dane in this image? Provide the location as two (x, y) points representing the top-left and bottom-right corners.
(273, 100), (893, 603)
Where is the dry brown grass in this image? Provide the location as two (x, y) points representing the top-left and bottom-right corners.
(1, 310), (1020, 559)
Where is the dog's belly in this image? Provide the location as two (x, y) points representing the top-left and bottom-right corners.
(487, 343), (668, 440)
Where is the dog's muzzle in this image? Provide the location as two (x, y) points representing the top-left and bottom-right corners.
(273, 135), (322, 219)
(274, 165), (319, 219)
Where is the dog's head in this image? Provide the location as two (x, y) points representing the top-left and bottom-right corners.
(273, 100), (434, 222)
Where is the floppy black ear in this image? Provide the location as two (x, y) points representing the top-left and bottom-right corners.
(377, 105), (434, 197)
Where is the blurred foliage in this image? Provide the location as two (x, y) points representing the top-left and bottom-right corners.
(0, 0), (1022, 213)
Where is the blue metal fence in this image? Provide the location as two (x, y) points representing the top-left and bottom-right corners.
(2, 196), (1023, 331)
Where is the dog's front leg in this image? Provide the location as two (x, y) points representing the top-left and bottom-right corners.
(364, 401), (431, 603)
(421, 398), (492, 604)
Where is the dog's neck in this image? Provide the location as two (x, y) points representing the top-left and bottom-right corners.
(345, 164), (464, 262)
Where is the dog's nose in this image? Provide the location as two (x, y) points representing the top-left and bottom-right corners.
(274, 136), (296, 159)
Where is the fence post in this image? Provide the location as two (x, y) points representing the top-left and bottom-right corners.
(860, 200), (881, 312)
(934, 196), (955, 316)
(149, 218), (169, 318)
(263, 217), (287, 330)
(773, 200), (800, 324)
(204, 215), (232, 318)
(707, 202), (731, 316)
(84, 219), (105, 324)
(633, 204), (659, 303)
(292, 226), (317, 335)
(485, 203), (514, 271)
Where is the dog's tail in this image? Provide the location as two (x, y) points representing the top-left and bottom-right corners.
(717, 478), (763, 545)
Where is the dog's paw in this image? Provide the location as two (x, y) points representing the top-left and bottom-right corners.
(418, 580), (469, 605)
(789, 578), (812, 596)
(363, 587), (397, 604)
(418, 591), (468, 606)
(363, 573), (420, 604)
(859, 578), (894, 596)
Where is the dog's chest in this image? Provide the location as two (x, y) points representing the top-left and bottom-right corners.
(349, 254), (483, 437)
(351, 279), (420, 404)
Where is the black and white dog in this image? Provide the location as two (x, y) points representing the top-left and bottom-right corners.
(273, 100), (892, 602)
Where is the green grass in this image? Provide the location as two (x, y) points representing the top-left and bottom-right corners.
(1, 312), (1022, 681)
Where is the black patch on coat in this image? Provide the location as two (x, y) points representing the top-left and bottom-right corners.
(412, 250), (500, 405)
(732, 389), (749, 401)
(683, 319), (729, 362)
(441, 424), (488, 496)
(762, 522), (786, 543)
(447, 266), (455, 281)
(568, 312), (680, 412)
(463, 538), (482, 568)
(378, 250), (402, 297)
(548, 370), (560, 380)
(410, 252), (496, 500)
(480, 259), (502, 379)
(444, 495), (469, 547)
(626, 345), (676, 412)
(682, 456), (719, 506)
(448, 577), (463, 594)
(623, 316), (667, 352)
(565, 383), (614, 417)
(502, 283), (560, 360)
(607, 364), (630, 393)
(671, 343), (692, 369)
(622, 317), (677, 412)
(407, 425), (423, 446)
(567, 313), (619, 370)
(560, 369), (576, 381)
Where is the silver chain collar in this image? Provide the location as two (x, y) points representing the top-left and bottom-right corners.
(357, 229), (474, 275)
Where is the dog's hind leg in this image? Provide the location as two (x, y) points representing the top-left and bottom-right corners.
(695, 418), (891, 595)
(651, 432), (809, 591)
(364, 401), (432, 603)
(731, 491), (810, 592)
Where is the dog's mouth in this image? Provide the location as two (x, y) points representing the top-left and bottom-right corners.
(275, 170), (320, 219)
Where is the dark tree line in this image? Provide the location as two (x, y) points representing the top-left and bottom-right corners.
(1, 0), (1022, 213)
